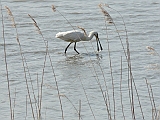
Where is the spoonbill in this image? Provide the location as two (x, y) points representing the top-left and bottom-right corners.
(55, 30), (103, 54)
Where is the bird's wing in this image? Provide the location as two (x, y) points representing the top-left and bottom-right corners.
(56, 30), (85, 42)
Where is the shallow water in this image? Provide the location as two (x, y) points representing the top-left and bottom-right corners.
(0, 0), (160, 120)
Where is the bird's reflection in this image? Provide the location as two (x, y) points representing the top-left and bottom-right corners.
(96, 53), (103, 60)
(65, 54), (83, 65)
(64, 52), (102, 65)
(59, 52), (103, 86)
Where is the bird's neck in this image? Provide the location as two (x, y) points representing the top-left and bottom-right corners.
(86, 32), (95, 41)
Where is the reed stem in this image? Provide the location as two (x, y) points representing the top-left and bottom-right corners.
(1, 4), (13, 120)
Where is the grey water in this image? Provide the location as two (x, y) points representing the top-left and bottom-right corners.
(0, 0), (160, 120)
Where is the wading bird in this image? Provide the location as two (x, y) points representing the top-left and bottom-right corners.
(55, 30), (103, 54)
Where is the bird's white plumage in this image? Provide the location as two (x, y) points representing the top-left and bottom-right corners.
(55, 30), (96, 42)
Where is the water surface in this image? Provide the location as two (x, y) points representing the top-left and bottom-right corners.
(0, 0), (160, 120)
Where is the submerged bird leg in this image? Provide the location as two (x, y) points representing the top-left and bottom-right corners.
(74, 42), (80, 54)
(65, 42), (72, 54)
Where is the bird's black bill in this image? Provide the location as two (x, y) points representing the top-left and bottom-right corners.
(96, 38), (103, 51)
(97, 40), (99, 51)
(98, 39), (103, 51)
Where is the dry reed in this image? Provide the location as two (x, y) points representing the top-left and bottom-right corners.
(145, 78), (158, 119)
(77, 26), (88, 36)
(5, 6), (36, 120)
(1, 4), (13, 120)
(120, 56), (126, 120)
(146, 46), (160, 57)
(52, 5), (56, 12)
(99, 4), (113, 24)
(99, 4), (116, 119)
(52, 4), (75, 30)
(28, 14), (64, 120)
(5, 6), (16, 27)
(79, 76), (96, 120)
(99, 3), (147, 120)
(58, 94), (84, 120)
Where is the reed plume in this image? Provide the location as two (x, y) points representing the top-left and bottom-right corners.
(52, 5), (56, 12)
(5, 6), (16, 27)
(28, 14), (41, 34)
(146, 46), (155, 51)
(98, 4), (113, 23)
(77, 26), (87, 36)
(146, 46), (160, 57)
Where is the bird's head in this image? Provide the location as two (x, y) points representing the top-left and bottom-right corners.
(90, 31), (98, 39)
(91, 31), (103, 52)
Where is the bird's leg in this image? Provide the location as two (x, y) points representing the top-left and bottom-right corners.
(74, 42), (80, 54)
(65, 42), (72, 54)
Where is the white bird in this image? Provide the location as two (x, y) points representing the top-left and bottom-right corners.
(55, 30), (103, 54)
